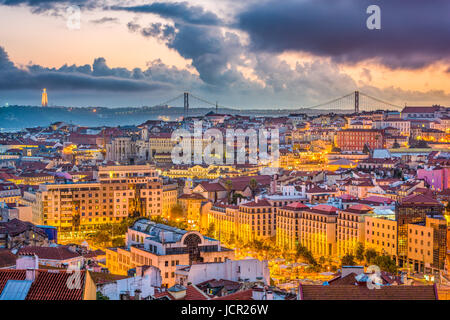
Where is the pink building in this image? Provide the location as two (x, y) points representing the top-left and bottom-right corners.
(417, 167), (450, 191)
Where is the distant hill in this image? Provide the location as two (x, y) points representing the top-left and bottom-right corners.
(0, 105), (349, 131)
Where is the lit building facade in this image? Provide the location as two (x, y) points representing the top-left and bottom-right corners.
(105, 218), (234, 287)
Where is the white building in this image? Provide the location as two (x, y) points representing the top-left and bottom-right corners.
(175, 258), (270, 286)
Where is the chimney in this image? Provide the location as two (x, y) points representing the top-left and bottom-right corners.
(26, 269), (37, 282)
(16, 254), (39, 270)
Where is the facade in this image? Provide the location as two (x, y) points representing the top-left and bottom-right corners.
(207, 204), (239, 244)
(175, 258), (270, 286)
(365, 216), (398, 259)
(373, 120), (411, 136)
(34, 165), (163, 231)
(395, 194), (444, 270)
(336, 129), (385, 152)
(417, 167), (450, 191)
(299, 204), (338, 257)
(337, 204), (373, 257)
(162, 183), (178, 217)
(0, 182), (21, 204)
(237, 199), (275, 243)
(276, 202), (307, 251)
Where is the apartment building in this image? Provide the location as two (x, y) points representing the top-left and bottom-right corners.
(237, 199), (275, 243)
(299, 204), (338, 257)
(337, 204), (373, 257)
(365, 216), (398, 259)
(406, 216), (447, 273)
(34, 165), (163, 231)
(162, 183), (178, 217)
(373, 120), (411, 136)
(395, 194), (444, 269)
(276, 202), (307, 251)
(336, 129), (385, 152)
(105, 218), (234, 287)
(207, 203), (239, 243)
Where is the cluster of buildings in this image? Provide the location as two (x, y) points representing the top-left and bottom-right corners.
(0, 105), (449, 299)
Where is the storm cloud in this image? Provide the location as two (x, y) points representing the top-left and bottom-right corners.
(112, 1), (223, 26)
(0, 47), (172, 92)
(237, 0), (450, 69)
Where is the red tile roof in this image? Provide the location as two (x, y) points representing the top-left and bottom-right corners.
(300, 284), (437, 300)
(18, 246), (81, 261)
(400, 194), (442, 206)
(0, 269), (86, 300)
(282, 202), (309, 210)
(184, 285), (209, 300)
(311, 204), (338, 214)
(214, 289), (254, 300)
(0, 250), (16, 268)
(198, 181), (226, 192)
(240, 199), (272, 208)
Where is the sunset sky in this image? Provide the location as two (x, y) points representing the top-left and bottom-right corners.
(1, 0), (450, 109)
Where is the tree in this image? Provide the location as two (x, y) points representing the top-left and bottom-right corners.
(206, 222), (215, 238)
(72, 213), (80, 232)
(224, 180), (233, 204)
(249, 178), (258, 198)
(363, 144), (370, 154)
(92, 230), (111, 246)
(232, 193), (245, 205)
(364, 248), (378, 264)
(341, 254), (356, 266)
(446, 201), (450, 214)
(112, 237), (125, 247)
(295, 244), (317, 266)
(96, 291), (110, 300)
(170, 203), (185, 220)
(373, 255), (397, 274)
(356, 242), (365, 261)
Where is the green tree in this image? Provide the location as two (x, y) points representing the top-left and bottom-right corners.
(224, 180), (233, 204)
(295, 244), (317, 266)
(363, 144), (370, 154)
(373, 255), (397, 274)
(96, 291), (110, 300)
(249, 178), (258, 198)
(170, 203), (185, 220)
(206, 222), (215, 238)
(356, 242), (365, 261)
(364, 248), (378, 264)
(341, 253), (356, 266)
(112, 237), (125, 247)
(72, 213), (80, 232)
(92, 230), (111, 246)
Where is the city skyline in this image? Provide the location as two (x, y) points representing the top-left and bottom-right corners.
(1, 0), (450, 108)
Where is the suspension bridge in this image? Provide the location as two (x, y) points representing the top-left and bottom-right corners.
(148, 91), (403, 118)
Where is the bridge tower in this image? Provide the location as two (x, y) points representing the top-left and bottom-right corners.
(184, 92), (189, 120)
(354, 91), (360, 113)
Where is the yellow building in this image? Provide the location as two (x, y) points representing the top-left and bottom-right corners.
(161, 164), (260, 180)
(299, 204), (337, 257)
(276, 202), (307, 251)
(365, 216), (398, 258)
(162, 183), (178, 217)
(337, 204), (373, 257)
(207, 203), (239, 243)
(34, 165), (164, 231)
(237, 199), (275, 243)
(178, 193), (207, 225)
